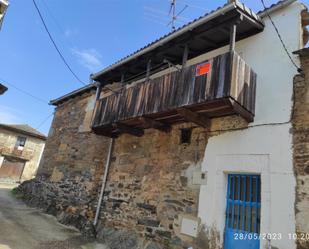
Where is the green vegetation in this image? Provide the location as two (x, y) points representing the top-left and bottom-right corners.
(11, 187), (23, 199)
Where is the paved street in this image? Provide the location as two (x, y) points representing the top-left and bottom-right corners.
(0, 184), (107, 249)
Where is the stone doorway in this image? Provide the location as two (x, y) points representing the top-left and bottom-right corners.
(0, 156), (25, 182)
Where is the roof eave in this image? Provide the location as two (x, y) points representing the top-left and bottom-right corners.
(49, 83), (97, 106)
(258, 0), (297, 17)
(91, 1), (263, 82)
(0, 124), (47, 141)
(293, 47), (309, 56)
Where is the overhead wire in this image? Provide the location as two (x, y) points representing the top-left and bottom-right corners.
(35, 112), (54, 130)
(260, 0), (302, 72)
(177, 0), (208, 11)
(32, 0), (87, 86)
(0, 76), (54, 130)
(2, 0), (94, 131)
(40, 0), (76, 49)
(0, 77), (48, 104)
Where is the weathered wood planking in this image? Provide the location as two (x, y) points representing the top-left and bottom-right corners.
(92, 51), (257, 129)
(229, 52), (257, 114)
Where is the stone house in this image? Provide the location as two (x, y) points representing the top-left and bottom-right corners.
(18, 1), (309, 249)
(0, 124), (46, 182)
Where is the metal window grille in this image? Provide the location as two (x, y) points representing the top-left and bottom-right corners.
(225, 174), (261, 234)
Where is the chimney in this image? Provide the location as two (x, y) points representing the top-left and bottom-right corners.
(228, 0), (236, 3)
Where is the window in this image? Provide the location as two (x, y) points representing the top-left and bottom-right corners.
(15, 136), (27, 149)
(225, 174), (261, 234)
(180, 128), (192, 144)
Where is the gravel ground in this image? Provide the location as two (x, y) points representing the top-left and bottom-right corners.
(0, 183), (108, 249)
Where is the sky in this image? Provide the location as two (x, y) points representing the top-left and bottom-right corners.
(0, 0), (308, 135)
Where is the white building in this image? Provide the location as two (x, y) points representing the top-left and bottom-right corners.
(197, 1), (307, 249)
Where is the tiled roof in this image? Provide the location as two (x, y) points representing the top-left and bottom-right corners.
(0, 124), (47, 140)
(257, 0), (297, 16)
(93, 0), (297, 81)
(49, 83), (96, 106)
(91, 0), (263, 81)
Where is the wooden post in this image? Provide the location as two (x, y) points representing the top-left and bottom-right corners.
(146, 59), (151, 81)
(229, 15), (243, 52)
(229, 24), (237, 52)
(91, 82), (103, 128)
(120, 74), (125, 85)
(180, 44), (189, 84)
(182, 44), (189, 68)
(94, 82), (102, 101)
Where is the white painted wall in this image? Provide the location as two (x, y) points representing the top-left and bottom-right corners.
(197, 2), (305, 249)
(0, 156), (4, 167)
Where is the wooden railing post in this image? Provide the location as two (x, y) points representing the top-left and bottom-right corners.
(91, 82), (103, 128)
(229, 15), (243, 52)
(182, 44), (189, 68)
(229, 24), (237, 52)
(180, 44), (189, 84)
(146, 59), (152, 81)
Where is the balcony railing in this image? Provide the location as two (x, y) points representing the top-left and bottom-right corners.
(92, 51), (257, 137)
(0, 147), (32, 161)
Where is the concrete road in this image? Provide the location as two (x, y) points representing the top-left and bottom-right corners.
(0, 183), (107, 249)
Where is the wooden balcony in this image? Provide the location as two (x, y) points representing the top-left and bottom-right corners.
(92, 51), (256, 137)
(0, 147), (32, 161)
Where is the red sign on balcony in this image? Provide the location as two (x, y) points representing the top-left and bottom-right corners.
(196, 62), (210, 76)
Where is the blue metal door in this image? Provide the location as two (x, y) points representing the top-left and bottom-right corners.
(224, 174), (261, 249)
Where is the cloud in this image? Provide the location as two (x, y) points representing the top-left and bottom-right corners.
(72, 48), (103, 72)
(64, 28), (79, 38)
(0, 105), (21, 124)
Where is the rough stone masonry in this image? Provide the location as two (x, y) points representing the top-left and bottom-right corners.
(16, 78), (252, 249)
(293, 49), (309, 249)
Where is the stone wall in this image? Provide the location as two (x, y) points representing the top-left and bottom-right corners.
(17, 90), (111, 238)
(19, 85), (251, 248)
(37, 90), (110, 191)
(98, 123), (208, 248)
(293, 51), (309, 249)
(0, 127), (45, 181)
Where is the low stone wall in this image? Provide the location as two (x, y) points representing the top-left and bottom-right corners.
(16, 174), (96, 238)
(16, 176), (165, 249)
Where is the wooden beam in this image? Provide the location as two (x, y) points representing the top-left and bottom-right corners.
(92, 127), (117, 138)
(138, 117), (171, 132)
(229, 99), (254, 123)
(112, 123), (144, 137)
(218, 27), (230, 35)
(199, 36), (217, 47)
(177, 108), (210, 129)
